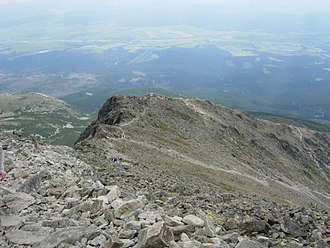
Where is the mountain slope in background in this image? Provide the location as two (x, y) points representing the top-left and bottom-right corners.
(76, 94), (330, 210)
(0, 92), (91, 146)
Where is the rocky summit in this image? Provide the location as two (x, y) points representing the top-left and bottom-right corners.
(0, 94), (329, 248)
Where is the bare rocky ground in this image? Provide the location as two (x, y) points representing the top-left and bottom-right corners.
(0, 133), (329, 248)
(76, 94), (330, 209)
(0, 96), (329, 247)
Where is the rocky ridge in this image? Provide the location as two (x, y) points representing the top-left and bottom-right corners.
(0, 132), (329, 247)
(76, 94), (330, 209)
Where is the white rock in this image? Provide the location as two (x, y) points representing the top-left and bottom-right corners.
(182, 215), (204, 227)
(106, 185), (121, 202)
(180, 233), (190, 242)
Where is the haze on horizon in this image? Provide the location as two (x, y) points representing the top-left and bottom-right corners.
(1, 0), (330, 31)
(1, 0), (330, 123)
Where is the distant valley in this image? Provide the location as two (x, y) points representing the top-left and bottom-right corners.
(1, 16), (330, 123)
(0, 92), (91, 146)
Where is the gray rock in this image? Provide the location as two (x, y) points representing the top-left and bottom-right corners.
(165, 215), (183, 227)
(224, 218), (239, 230)
(221, 232), (239, 245)
(89, 234), (107, 246)
(178, 240), (203, 248)
(169, 240), (180, 248)
(170, 224), (195, 238)
(90, 199), (104, 214)
(114, 198), (146, 218)
(106, 185), (121, 202)
(285, 241), (304, 248)
(136, 222), (174, 248)
(280, 218), (306, 238)
(235, 238), (267, 248)
(104, 209), (115, 223)
(198, 210), (215, 237)
(32, 226), (101, 248)
(239, 217), (270, 234)
(180, 233), (190, 242)
(42, 218), (79, 228)
(3, 192), (35, 213)
(0, 214), (22, 227)
(124, 221), (142, 231)
(119, 230), (137, 239)
(6, 230), (49, 245)
(18, 170), (51, 194)
(66, 201), (93, 217)
(122, 239), (136, 248)
(202, 243), (228, 248)
(103, 235), (124, 248)
(182, 215), (204, 227)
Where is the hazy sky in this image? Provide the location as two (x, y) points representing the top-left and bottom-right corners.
(1, 0), (330, 15)
(1, 0), (330, 33)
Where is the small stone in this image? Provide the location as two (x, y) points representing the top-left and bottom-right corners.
(136, 222), (174, 248)
(182, 215), (204, 227)
(235, 238), (267, 248)
(170, 225), (195, 237)
(106, 185), (121, 202)
(124, 221), (142, 231)
(165, 215), (184, 227)
(178, 240), (203, 248)
(224, 218), (239, 230)
(221, 232), (239, 244)
(114, 199), (146, 218)
(121, 239), (135, 248)
(198, 210), (215, 237)
(119, 230), (137, 239)
(180, 233), (190, 242)
(89, 234), (107, 246)
(239, 217), (270, 234)
(103, 235), (124, 248)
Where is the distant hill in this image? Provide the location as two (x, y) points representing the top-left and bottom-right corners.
(76, 94), (330, 210)
(0, 92), (91, 146)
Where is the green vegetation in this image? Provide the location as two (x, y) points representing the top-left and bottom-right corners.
(0, 111), (90, 146)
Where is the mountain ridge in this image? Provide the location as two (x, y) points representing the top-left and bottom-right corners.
(76, 94), (330, 209)
(0, 92), (91, 146)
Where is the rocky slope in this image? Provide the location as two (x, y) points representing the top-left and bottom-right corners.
(0, 129), (329, 247)
(0, 92), (91, 146)
(76, 94), (330, 210)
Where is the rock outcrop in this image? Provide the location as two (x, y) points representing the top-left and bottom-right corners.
(1, 132), (329, 247)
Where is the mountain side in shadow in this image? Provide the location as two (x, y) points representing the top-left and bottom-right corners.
(75, 94), (330, 210)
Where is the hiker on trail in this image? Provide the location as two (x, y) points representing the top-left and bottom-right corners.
(31, 132), (38, 148)
(0, 142), (6, 180)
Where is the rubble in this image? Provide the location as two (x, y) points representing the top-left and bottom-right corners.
(0, 133), (329, 247)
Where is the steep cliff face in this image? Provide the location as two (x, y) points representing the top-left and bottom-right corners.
(76, 94), (330, 209)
